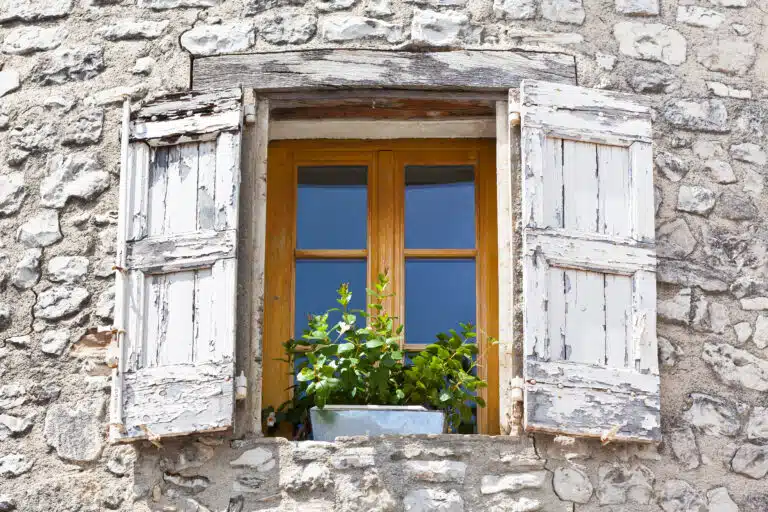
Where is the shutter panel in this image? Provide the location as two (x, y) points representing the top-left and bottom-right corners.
(519, 80), (659, 443)
(110, 89), (243, 442)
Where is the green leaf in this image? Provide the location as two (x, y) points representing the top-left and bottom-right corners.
(337, 342), (355, 354)
(365, 340), (385, 349)
(297, 367), (314, 382)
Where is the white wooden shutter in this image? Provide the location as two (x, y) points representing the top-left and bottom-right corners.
(110, 89), (243, 442)
(519, 80), (659, 443)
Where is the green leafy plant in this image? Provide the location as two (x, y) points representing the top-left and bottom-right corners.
(263, 273), (487, 438)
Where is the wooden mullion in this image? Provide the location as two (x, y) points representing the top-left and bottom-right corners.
(294, 249), (368, 259)
(404, 249), (477, 259)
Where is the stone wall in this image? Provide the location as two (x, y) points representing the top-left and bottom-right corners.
(0, 0), (766, 510)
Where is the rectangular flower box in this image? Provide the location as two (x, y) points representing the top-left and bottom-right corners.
(310, 405), (446, 441)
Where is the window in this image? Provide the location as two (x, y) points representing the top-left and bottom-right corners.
(263, 140), (500, 435)
(111, 79), (659, 444)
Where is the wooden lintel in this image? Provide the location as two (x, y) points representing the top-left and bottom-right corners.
(192, 50), (577, 92)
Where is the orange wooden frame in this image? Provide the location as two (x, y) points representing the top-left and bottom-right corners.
(263, 139), (499, 435)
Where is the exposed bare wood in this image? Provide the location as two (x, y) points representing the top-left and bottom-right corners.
(192, 51), (577, 92)
(118, 361), (235, 442)
(525, 229), (655, 273)
(270, 118), (495, 141)
(525, 360), (660, 443)
(127, 230), (237, 272)
(521, 81), (652, 146)
(520, 80), (658, 443)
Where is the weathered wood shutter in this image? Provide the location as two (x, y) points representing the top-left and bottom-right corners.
(519, 80), (659, 442)
(110, 89), (243, 442)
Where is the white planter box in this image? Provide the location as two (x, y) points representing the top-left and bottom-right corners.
(310, 405), (446, 441)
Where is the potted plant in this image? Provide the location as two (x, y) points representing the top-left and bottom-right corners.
(264, 273), (487, 440)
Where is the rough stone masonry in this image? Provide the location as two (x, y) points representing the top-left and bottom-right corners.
(0, 0), (766, 510)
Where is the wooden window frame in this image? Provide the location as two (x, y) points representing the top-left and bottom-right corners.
(263, 139), (500, 435)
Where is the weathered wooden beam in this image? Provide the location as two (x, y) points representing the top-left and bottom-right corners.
(269, 118), (495, 140)
(192, 50), (577, 92)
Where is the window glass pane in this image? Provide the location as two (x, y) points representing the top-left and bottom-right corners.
(405, 165), (475, 249)
(294, 259), (367, 341)
(297, 166), (367, 249)
(405, 259), (476, 345)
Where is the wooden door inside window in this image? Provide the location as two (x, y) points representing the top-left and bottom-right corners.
(263, 139), (499, 435)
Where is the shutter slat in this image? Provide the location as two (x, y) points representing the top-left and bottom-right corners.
(127, 229), (236, 272)
(215, 132), (240, 231)
(524, 230), (655, 274)
(519, 80), (659, 443)
(111, 88), (244, 442)
(128, 143), (150, 241)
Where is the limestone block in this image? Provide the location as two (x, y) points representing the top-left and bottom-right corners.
(40, 329), (70, 356)
(597, 464), (654, 505)
(668, 427), (700, 470)
(657, 219), (696, 258)
(404, 489), (463, 512)
(702, 343), (768, 391)
(2, 26), (66, 55)
(34, 286), (90, 320)
(47, 256), (89, 284)
(659, 288), (692, 325)
(480, 471), (547, 495)
(734, 322), (753, 344)
(613, 22), (686, 65)
(17, 210), (62, 248)
(698, 39), (756, 75)
(40, 154), (110, 208)
(96, 20), (170, 40)
(61, 109), (104, 146)
(0, 71), (20, 98)
(411, 9), (468, 46)
(656, 480), (707, 512)
(553, 466), (593, 503)
(181, 22), (256, 56)
(260, 10), (317, 44)
(320, 15), (402, 43)
(493, 0), (536, 19)
(139, 0), (219, 8)
(706, 487), (738, 512)
(0, 454), (33, 477)
(730, 143), (766, 165)
(731, 444), (768, 479)
(0, 172), (26, 215)
(615, 0), (658, 15)
(677, 185), (716, 215)
(318, 0), (357, 11)
(703, 160), (736, 184)
(683, 393), (740, 437)
(677, 6), (724, 28)
(0, 0), (73, 23)
(33, 45), (105, 85)
(542, 0), (585, 25)
(663, 99), (728, 133)
(406, 460), (467, 483)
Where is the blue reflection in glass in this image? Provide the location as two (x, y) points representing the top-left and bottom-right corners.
(405, 166), (475, 249)
(405, 259), (476, 345)
(294, 259), (367, 341)
(297, 166), (367, 250)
